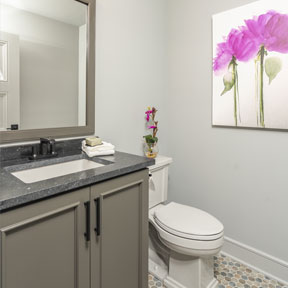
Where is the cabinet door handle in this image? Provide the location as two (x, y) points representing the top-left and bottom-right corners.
(84, 201), (90, 242)
(94, 198), (101, 236)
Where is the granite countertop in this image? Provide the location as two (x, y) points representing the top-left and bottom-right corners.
(0, 140), (155, 212)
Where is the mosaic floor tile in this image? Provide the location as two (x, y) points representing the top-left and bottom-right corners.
(148, 254), (288, 288)
(148, 273), (163, 288)
(214, 254), (288, 288)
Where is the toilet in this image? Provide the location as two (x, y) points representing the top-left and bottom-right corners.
(148, 156), (224, 288)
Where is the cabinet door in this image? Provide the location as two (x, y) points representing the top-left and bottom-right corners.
(91, 170), (149, 288)
(0, 188), (90, 288)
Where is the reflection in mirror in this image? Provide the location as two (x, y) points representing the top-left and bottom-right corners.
(0, 0), (87, 131)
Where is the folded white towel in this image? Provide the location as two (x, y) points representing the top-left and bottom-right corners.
(82, 140), (115, 157)
(82, 140), (115, 152)
(83, 148), (115, 157)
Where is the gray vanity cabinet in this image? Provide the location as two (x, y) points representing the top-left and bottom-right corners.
(0, 187), (90, 288)
(0, 169), (149, 288)
(90, 169), (149, 288)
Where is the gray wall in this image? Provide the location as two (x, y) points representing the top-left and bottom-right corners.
(95, 0), (168, 156)
(95, 0), (288, 267)
(166, 0), (288, 263)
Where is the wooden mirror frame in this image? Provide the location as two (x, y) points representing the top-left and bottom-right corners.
(0, 0), (95, 144)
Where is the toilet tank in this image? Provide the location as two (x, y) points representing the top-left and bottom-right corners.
(149, 155), (173, 208)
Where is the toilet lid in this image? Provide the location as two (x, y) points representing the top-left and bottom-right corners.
(154, 202), (224, 240)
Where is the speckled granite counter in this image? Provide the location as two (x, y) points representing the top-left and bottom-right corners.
(0, 139), (154, 212)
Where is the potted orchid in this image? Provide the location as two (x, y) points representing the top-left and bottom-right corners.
(143, 107), (159, 158)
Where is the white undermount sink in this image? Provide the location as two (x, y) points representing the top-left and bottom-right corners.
(11, 159), (105, 184)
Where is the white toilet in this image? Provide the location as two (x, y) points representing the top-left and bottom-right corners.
(148, 156), (224, 288)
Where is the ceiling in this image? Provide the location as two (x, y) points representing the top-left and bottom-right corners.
(1, 0), (87, 26)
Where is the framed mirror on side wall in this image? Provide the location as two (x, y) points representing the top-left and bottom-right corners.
(0, 0), (95, 144)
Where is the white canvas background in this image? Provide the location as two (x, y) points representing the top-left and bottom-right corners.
(213, 0), (288, 129)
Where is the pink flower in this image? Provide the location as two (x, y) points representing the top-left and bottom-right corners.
(213, 28), (258, 73)
(264, 13), (288, 53)
(148, 126), (156, 129)
(213, 42), (233, 73)
(145, 110), (153, 121)
(245, 11), (277, 43)
(227, 28), (259, 61)
(245, 11), (288, 53)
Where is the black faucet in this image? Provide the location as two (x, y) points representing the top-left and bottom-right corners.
(40, 137), (57, 156)
(29, 138), (57, 160)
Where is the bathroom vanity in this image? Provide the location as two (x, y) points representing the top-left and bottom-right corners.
(0, 0), (154, 286)
(0, 141), (154, 288)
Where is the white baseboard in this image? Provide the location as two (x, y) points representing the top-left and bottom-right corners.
(206, 278), (218, 288)
(222, 236), (288, 286)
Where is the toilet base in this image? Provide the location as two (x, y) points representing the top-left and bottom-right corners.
(164, 275), (218, 288)
(149, 258), (168, 281)
(167, 251), (218, 288)
(149, 250), (219, 288)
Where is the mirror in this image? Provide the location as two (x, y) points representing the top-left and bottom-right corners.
(0, 0), (95, 143)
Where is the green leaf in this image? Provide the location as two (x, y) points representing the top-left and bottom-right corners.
(143, 135), (152, 141)
(221, 72), (235, 96)
(265, 57), (282, 84)
(143, 135), (158, 144)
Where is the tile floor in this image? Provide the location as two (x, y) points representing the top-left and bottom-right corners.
(148, 254), (288, 288)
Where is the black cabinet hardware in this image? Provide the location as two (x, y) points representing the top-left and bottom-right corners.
(94, 198), (101, 236)
(84, 201), (90, 241)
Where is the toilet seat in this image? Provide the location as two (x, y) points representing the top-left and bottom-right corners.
(149, 203), (224, 256)
(154, 202), (224, 241)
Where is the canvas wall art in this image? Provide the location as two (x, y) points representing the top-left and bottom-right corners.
(212, 0), (288, 129)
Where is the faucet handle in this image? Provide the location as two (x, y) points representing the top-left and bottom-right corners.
(39, 137), (57, 155)
(50, 140), (57, 155)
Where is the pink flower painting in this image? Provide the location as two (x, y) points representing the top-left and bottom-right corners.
(213, 3), (288, 129)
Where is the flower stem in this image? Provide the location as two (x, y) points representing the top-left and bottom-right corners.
(259, 46), (265, 127)
(235, 65), (241, 123)
(232, 58), (238, 126)
(254, 59), (259, 126)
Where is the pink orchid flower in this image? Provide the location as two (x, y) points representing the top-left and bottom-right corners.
(148, 126), (157, 129)
(145, 110), (153, 121)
